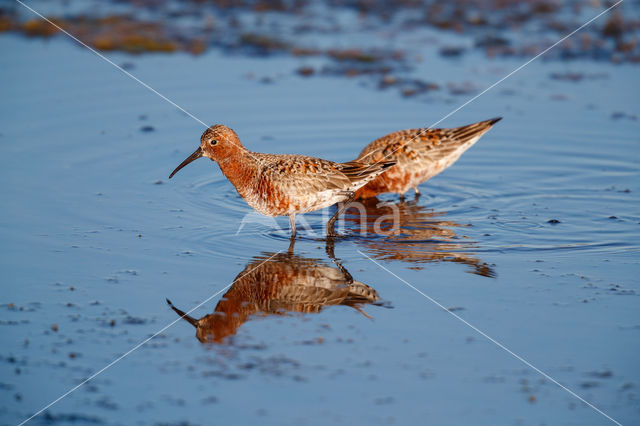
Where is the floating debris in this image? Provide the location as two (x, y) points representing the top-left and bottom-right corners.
(296, 66), (314, 77)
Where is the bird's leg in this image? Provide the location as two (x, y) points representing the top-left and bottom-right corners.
(414, 186), (421, 198)
(324, 237), (353, 284)
(325, 236), (336, 258)
(287, 236), (296, 254)
(336, 261), (354, 284)
(327, 191), (355, 237)
(289, 214), (297, 239)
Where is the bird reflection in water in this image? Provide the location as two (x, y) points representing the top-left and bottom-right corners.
(344, 198), (495, 278)
(167, 245), (384, 344)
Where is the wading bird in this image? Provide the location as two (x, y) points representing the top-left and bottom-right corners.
(170, 125), (395, 237)
(355, 118), (502, 199)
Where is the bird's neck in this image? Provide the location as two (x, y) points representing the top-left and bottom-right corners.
(216, 149), (259, 196)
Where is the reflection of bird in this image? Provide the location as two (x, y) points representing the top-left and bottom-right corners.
(167, 251), (381, 344)
(355, 118), (501, 199)
(345, 198), (495, 277)
(169, 125), (395, 237)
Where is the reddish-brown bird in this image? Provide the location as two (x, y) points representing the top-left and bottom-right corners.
(169, 125), (395, 237)
(166, 251), (380, 343)
(355, 118), (502, 199)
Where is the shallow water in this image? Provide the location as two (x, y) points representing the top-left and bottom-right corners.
(1, 12), (639, 426)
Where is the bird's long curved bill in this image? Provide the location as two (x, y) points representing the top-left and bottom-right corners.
(166, 299), (199, 328)
(169, 147), (202, 178)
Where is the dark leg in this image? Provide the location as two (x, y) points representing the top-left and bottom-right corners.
(324, 237), (353, 284)
(289, 214), (297, 239)
(327, 191), (355, 237)
(325, 235), (336, 258)
(414, 186), (421, 198)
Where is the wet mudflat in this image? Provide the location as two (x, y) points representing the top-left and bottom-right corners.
(1, 1), (639, 425)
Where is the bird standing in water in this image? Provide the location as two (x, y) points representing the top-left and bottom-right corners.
(169, 125), (395, 237)
(355, 118), (502, 199)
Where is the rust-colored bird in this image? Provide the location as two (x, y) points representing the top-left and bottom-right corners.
(167, 251), (381, 344)
(169, 125), (395, 237)
(355, 118), (502, 199)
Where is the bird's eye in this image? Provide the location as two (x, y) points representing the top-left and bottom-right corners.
(209, 139), (218, 146)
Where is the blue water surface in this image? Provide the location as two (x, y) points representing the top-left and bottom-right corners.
(0, 20), (639, 426)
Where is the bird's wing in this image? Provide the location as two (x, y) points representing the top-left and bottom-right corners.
(358, 118), (501, 165)
(258, 154), (352, 194)
(254, 153), (395, 197)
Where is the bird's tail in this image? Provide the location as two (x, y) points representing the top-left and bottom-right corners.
(440, 117), (502, 145)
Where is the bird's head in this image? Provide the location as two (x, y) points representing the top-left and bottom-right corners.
(169, 124), (243, 179)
